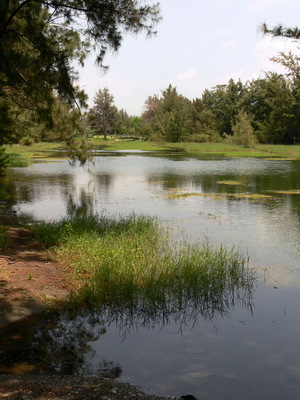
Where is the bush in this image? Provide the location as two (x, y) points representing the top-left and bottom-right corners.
(225, 110), (257, 148)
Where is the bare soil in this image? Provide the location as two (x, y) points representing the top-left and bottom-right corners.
(0, 223), (175, 400)
(0, 226), (71, 328)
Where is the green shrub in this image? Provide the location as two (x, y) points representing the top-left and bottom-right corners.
(225, 110), (257, 148)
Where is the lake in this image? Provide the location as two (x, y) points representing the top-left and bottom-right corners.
(2, 151), (300, 399)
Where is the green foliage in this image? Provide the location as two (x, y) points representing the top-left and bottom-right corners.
(190, 100), (221, 142)
(89, 88), (118, 139)
(243, 73), (298, 144)
(32, 214), (156, 247)
(0, 147), (9, 176)
(0, 226), (9, 248)
(142, 84), (194, 142)
(7, 152), (31, 167)
(201, 79), (245, 136)
(115, 110), (131, 136)
(261, 22), (300, 40)
(127, 116), (144, 137)
(225, 110), (257, 148)
(140, 59), (300, 146)
(0, 0), (161, 171)
(31, 214), (256, 315)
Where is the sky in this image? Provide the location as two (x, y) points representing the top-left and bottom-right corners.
(78, 0), (300, 116)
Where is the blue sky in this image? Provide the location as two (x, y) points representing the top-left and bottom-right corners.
(78, 0), (300, 115)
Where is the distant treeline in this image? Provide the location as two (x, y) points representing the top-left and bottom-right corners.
(5, 55), (300, 148)
(140, 73), (300, 145)
(88, 52), (300, 146)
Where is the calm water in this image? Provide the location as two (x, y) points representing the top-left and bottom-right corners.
(2, 152), (300, 399)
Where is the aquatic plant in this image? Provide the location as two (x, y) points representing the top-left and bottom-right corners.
(164, 189), (272, 203)
(269, 190), (300, 195)
(216, 180), (246, 186)
(165, 190), (224, 201)
(32, 214), (256, 319)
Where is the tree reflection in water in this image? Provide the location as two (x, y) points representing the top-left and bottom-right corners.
(0, 281), (255, 377)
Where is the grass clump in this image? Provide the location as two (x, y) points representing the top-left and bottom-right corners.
(7, 153), (31, 167)
(32, 214), (255, 318)
(0, 227), (9, 248)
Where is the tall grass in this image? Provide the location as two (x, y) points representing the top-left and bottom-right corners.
(32, 214), (255, 318)
(4, 142), (66, 166)
(0, 227), (9, 248)
(7, 153), (31, 167)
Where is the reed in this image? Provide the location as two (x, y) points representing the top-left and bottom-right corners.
(32, 214), (255, 317)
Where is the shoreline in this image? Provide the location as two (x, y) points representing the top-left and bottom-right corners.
(0, 220), (176, 399)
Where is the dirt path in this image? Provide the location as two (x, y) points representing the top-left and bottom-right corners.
(0, 225), (71, 328)
(0, 223), (177, 399)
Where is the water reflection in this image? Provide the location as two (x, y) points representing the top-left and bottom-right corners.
(2, 154), (300, 269)
(1, 285), (300, 400)
(1, 153), (300, 270)
(0, 282), (254, 377)
(0, 311), (114, 376)
(1, 153), (300, 399)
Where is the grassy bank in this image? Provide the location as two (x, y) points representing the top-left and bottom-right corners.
(4, 142), (66, 167)
(32, 214), (255, 318)
(94, 139), (300, 158)
(4, 140), (300, 167)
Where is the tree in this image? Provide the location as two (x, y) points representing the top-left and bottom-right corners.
(241, 74), (295, 143)
(89, 88), (117, 139)
(190, 99), (219, 142)
(0, 0), (161, 160)
(142, 85), (193, 142)
(128, 116), (144, 137)
(260, 25), (300, 143)
(225, 110), (257, 148)
(201, 79), (245, 137)
(261, 23), (300, 40)
(115, 109), (131, 136)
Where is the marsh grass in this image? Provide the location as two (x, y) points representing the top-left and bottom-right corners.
(4, 141), (300, 168)
(261, 144), (300, 158)
(0, 227), (9, 248)
(4, 143), (66, 167)
(32, 215), (255, 317)
(93, 138), (167, 152)
(7, 153), (31, 167)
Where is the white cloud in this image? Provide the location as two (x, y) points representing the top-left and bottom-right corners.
(216, 28), (239, 51)
(255, 36), (298, 53)
(217, 68), (250, 85)
(216, 28), (231, 37)
(221, 39), (239, 50)
(247, 0), (287, 12)
(253, 36), (299, 76)
(254, 36), (299, 70)
(175, 68), (198, 82)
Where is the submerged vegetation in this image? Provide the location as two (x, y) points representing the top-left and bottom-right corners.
(32, 214), (255, 319)
(165, 190), (273, 202)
